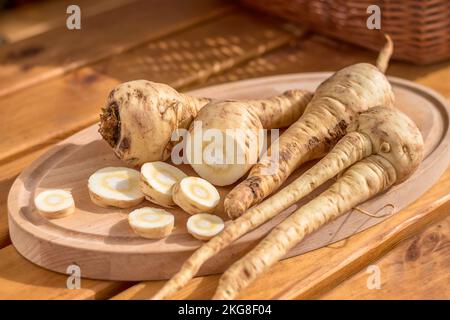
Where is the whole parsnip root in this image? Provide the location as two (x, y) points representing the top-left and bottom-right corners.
(213, 109), (424, 300)
(99, 80), (211, 166)
(224, 35), (395, 219)
(186, 90), (312, 186)
(151, 106), (423, 300)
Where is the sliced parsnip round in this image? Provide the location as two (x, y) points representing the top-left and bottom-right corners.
(172, 177), (220, 215)
(187, 213), (224, 241)
(88, 167), (144, 208)
(128, 207), (174, 239)
(34, 189), (75, 219)
(140, 162), (187, 207)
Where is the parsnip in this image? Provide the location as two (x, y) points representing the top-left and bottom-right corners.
(99, 81), (311, 169)
(187, 213), (224, 241)
(152, 106), (423, 300)
(88, 167), (144, 208)
(140, 161), (187, 207)
(172, 177), (220, 215)
(34, 189), (75, 219)
(128, 207), (174, 239)
(186, 90), (312, 186)
(99, 80), (211, 165)
(224, 35), (395, 218)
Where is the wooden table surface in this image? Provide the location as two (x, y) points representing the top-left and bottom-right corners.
(0, 0), (449, 300)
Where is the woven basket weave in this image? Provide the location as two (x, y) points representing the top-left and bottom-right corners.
(241, 0), (450, 65)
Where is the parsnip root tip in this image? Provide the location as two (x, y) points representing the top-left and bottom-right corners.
(376, 33), (393, 74)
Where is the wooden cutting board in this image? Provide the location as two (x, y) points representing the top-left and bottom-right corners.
(7, 73), (450, 281)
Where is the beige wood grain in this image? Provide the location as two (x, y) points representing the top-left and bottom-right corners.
(0, 245), (132, 300)
(8, 74), (450, 281)
(319, 216), (450, 300)
(0, 0), (232, 97)
(0, 12), (299, 163)
(0, 0), (137, 43)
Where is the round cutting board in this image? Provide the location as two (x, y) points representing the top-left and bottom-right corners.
(8, 73), (450, 281)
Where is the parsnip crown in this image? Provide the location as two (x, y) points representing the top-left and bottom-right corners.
(351, 106), (424, 182)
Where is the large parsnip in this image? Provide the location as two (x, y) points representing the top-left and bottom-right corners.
(224, 36), (394, 218)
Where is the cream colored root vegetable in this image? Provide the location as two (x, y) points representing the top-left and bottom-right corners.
(99, 80), (211, 165)
(186, 90), (312, 186)
(34, 189), (75, 219)
(187, 213), (224, 241)
(213, 112), (424, 300)
(172, 177), (220, 215)
(151, 106), (423, 300)
(88, 167), (144, 208)
(128, 207), (174, 239)
(140, 162), (187, 207)
(99, 81), (311, 169)
(224, 35), (395, 218)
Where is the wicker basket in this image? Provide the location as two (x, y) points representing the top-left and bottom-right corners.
(240, 0), (450, 65)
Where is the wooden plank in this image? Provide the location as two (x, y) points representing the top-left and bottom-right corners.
(0, 0), (233, 97)
(319, 216), (450, 299)
(0, 12), (298, 163)
(0, 0), (138, 43)
(111, 166), (450, 300)
(0, 245), (132, 299)
(197, 35), (450, 99)
(94, 13), (301, 88)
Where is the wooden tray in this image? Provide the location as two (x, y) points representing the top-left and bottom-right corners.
(8, 73), (450, 281)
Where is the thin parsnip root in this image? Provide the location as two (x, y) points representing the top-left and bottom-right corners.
(213, 109), (424, 300)
(224, 35), (395, 219)
(186, 90), (312, 186)
(34, 189), (75, 219)
(214, 156), (397, 299)
(99, 80), (211, 165)
(151, 106), (423, 300)
(88, 167), (144, 208)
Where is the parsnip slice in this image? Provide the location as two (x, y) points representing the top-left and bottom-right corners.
(88, 167), (144, 208)
(140, 162), (187, 207)
(172, 177), (220, 215)
(187, 213), (224, 241)
(128, 207), (174, 239)
(34, 189), (75, 219)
